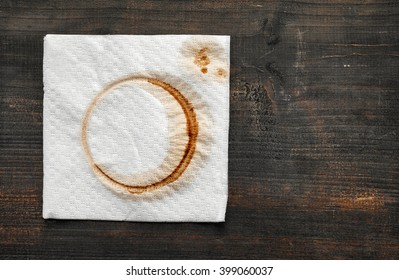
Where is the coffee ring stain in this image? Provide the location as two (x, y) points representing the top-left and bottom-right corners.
(81, 76), (199, 194)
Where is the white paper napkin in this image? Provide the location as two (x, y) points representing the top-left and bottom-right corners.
(43, 35), (230, 222)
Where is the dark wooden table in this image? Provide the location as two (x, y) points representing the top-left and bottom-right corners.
(1, 0), (398, 259)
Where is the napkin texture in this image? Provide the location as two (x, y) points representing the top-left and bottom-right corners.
(43, 35), (230, 222)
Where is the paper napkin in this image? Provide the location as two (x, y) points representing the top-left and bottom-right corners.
(43, 35), (230, 222)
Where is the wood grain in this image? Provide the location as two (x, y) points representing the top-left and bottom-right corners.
(1, 0), (398, 259)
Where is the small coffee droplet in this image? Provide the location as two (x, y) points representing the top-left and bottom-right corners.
(194, 48), (210, 72)
(216, 68), (227, 78)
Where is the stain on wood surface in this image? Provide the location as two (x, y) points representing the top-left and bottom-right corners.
(0, 0), (398, 259)
(339, 189), (385, 211)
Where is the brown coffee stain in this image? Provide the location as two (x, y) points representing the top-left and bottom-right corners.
(339, 190), (384, 211)
(216, 68), (227, 78)
(194, 47), (210, 74)
(82, 76), (198, 195)
(180, 37), (229, 82)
